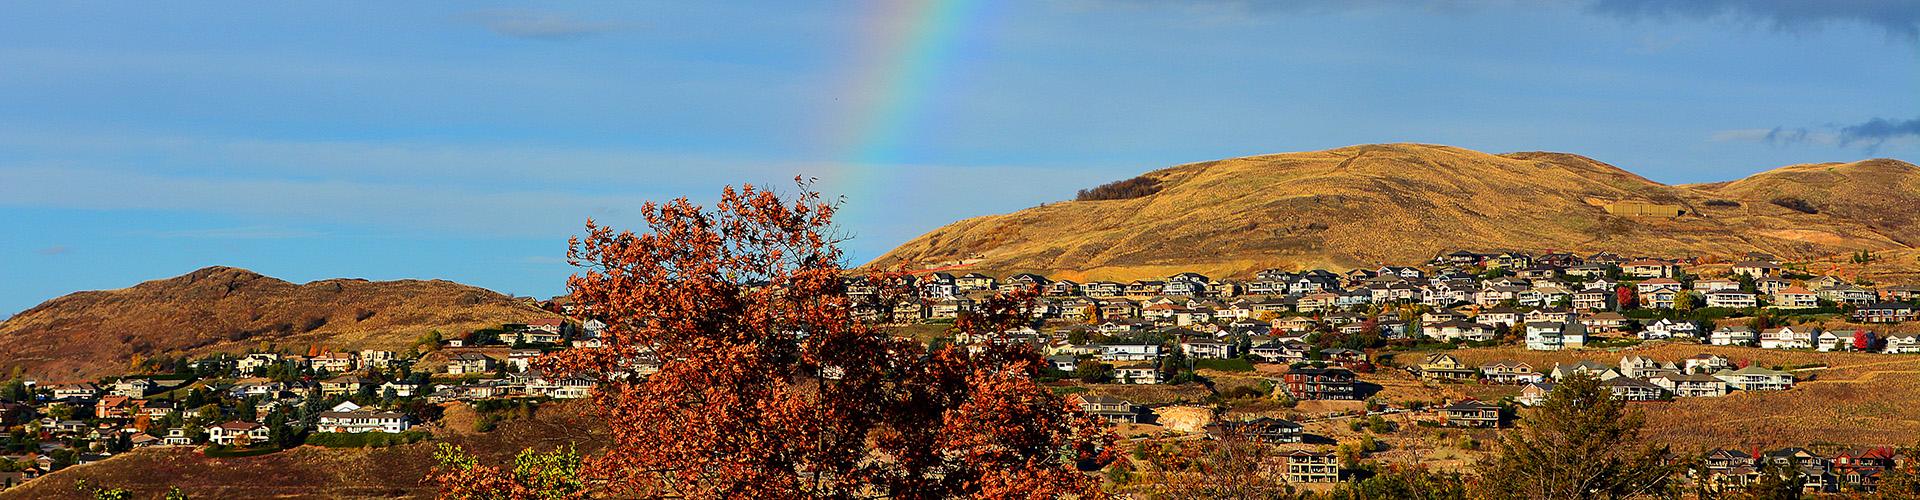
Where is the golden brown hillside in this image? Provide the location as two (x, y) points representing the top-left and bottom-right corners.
(870, 144), (1919, 281)
(0, 266), (559, 380)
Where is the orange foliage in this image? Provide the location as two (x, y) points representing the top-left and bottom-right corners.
(435, 179), (1113, 498)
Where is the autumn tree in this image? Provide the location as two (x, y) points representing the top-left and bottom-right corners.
(433, 180), (1111, 498)
(1477, 373), (1678, 500)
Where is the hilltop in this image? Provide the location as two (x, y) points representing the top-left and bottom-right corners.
(0, 266), (559, 380)
(869, 144), (1920, 280)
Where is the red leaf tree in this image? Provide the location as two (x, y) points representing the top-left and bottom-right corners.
(434, 180), (1112, 498)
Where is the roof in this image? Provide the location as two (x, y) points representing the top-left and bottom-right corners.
(1443, 400), (1500, 411)
(217, 421), (264, 431)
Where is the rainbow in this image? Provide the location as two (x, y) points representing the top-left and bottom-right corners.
(828, 0), (991, 197)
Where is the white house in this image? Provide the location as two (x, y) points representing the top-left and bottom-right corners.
(207, 421), (270, 446)
(316, 402), (411, 434)
(1640, 318), (1697, 340)
(1525, 322), (1586, 351)
(1101, 344), (1162, 362)
(1710, 326), (1756, 346)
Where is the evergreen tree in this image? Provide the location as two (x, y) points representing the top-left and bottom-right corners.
(1478, 373), (1678, 499)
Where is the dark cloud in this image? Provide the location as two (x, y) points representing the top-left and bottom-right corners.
(1587, 0), (1920, 39)
(1839, 116), (1920, 149)
(462, 9), (631, 40)
(36, 246), (70, 256)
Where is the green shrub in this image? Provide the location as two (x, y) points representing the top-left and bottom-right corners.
(305, 431), (431, 448)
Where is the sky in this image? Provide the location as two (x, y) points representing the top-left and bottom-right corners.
(2, 1), (1917, 315)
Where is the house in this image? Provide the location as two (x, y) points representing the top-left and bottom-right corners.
(1813, 330), (1850, 352)
(1755, 278), (1792, 295)
(1694, 279), (1741, 293)
(1622, 259), (1675, 279)
(1179, 338), (1235, 359)
(1636, 278), (1683, 296)
(1480, 360), (1542, 384)
(1771, 287), (1820, 309)
(320, 375), (370, 397)
(1442, 400), (1501, 427)
(1582, 312), (1629, 333)
(1683, 353), (1734, 374)
(1572, 290), (1613, 311)
(1518, 381), (1556, 406)
(1642, 288), (1680, 310)
(1424, 320), (1495, 342)
(316, 402), (411, 433)
(206, 421), (270, 446)
(1319, 348), (1367, 368)
(1069, 394), (1137, 423)
(1855, 302), (1918, 324)
(1282, 366), (1356, 400)
(1710, 326), (1757, 346)
(1640, 318), (1697, 340)
(954, 273), (996, 291)
(1885, 333), (1920, 354)
(1525, 307), (1577, 324)
(48, 383), (99, 401)
(308, 351), (356, 373)
(236, 353), (282, 373)
(1601, 377), (1668, 401)
(1759, 327), (1811, 350)
(1112, 363), (1162, 385)
(378, 381), (418, 398)
(1705, 290), (1758, 309)
(446, 352), (499, 375)
(1816, 284), (1876, 305)
(359, 350), (397, 369)
(1101, 343), (1162, 362)
(161, 428), (194, 446)
(1731, 260), (1782, 279)
(110, 379), (154, 398)
(1648, 372), (1728, 397)
(1207, 417), (1304, 443)
(1285, 450), (1340, 483)
(1618, 356), (1673, 378)
(1525, 322), (1586, 351)
(94, 396), (143, 419)
(1476, 306), (1523, 327)
(1717, 366), (1794, 391)
(1417, 353), (1478, 381)
(1550, 360), (1620, 381)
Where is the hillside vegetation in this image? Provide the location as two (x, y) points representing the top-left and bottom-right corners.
(0, 266), (559, 380)
(870, 144), (1920, 281)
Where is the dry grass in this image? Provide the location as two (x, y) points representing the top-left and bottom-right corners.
(0, 266), (559, 381)
(868, 144), (1920, 282)
(1436, 343), (1920, 452)
(0, 401), (605, 500)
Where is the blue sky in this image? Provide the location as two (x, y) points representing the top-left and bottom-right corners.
(2, 1), (1917, 315)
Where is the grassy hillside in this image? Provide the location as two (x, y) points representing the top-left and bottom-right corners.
(870, 144), (1920, 281)
(0, 401), (604, 500)
(0, 266), (560, 380)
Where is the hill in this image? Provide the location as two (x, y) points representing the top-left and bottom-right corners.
(869, 144), (1920, 280)
(0, 266), (559, 380)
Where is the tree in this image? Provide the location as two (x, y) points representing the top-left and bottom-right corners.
(431, 443), (584, 500)
(1477, 373), (1677, 499)
(1075, 360), (1114, 384)
(434, 181), (1112, 498)
(1854, 330), (1877, 352)
(1616, 286), (1637, 311)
